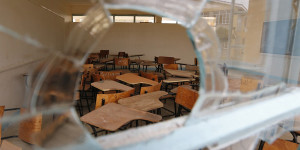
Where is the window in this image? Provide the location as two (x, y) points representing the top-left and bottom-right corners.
(161, 17), (177, 24)
(72, 15), (86, 22)
(72, 15), (155, 23)
(114, 16), (134, 23)
(135, 16), (155, 23)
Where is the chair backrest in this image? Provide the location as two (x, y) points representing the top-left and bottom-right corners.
(114, 58), (129, 66)
(92, 74), (102, 82)
(154, 56), (158, 63)
(240, 76), (263, 93)
(19, 108), (42, 144)
(140, 71), (158, 82)
(99, 50), (109, 58)
(118, 52), (126, 58)
(262, 139), (298, 150)
(140, 82), (162, 94)
(79, 73), (88, 90)
(175, 86), (199, 109)
(164, 64), (178, 70)
(100, 50), (109, 55)
(194, 58), (198, 66)
(157, 56), (175, 64)
(83, 64), (94, 72)
(95, 89), (135, 109)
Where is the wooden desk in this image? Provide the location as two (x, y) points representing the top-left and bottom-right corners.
(164, 69), (195, 78)
(118, 91), (167, 111)
(80, 103), (162, 131)
(91, 80), (134, 92)
(129, 54), (144, 59)
(99, 58), (113, 63)
(116, 73), (158, 86)
(94, 64), (105, 69)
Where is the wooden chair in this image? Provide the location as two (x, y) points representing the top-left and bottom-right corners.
(78, 73), (93, 112)
(18, 108), (42, 144)
(83, 64), (94, 72)
(99, 50), (109, 59)
(114, 58), (130, 70)
(118, 52), (127, 58)
(140, 71), (158, 82)
(194, 58), (198, 66)
(95, 89), (135, 109)
(157, 56), (175, 72)
(164, 64), (178, 70)
(175, 86), (199, 117)
(140, 82), (162, 94)
(258, 139), (298, 150)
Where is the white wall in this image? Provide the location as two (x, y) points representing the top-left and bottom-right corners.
(69, 23), (196, 64)
(0, 0), (66, 108)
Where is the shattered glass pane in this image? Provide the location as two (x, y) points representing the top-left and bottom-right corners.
(1, 0), (300, 149)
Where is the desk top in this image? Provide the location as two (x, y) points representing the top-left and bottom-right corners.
(118, 91), (167, 111)
(129, 54), (144, 57)
(99, 58), (113, 63)
(165, 69), (195, 78)
(91, 80), (134, 92)
(80, 103), (162, 131)
(116, 73), (158, 85)
(163, 77), (195, 83)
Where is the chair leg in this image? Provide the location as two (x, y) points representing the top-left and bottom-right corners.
(173, 101), (177, 115)
(290, 131), (298, 143)
(89, 125), (97, 137)
(257, 141), (265, 150)
(157, 108), (161, 115)
(85, 98), (91, 112)
(176, 105), (182, 117)
(78, 99), (83, 116)
(135, 120), (139, 127)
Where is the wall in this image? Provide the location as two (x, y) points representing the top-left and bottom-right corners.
(0, 0), (66, 108)
(69, 23), (196, 64)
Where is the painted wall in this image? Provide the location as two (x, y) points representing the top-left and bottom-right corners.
(0, 0), (65, 108)
(69, 23), (196, 64)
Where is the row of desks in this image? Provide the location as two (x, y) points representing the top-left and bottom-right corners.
(80, 69), (198, 132)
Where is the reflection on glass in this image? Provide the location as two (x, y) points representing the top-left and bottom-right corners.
(135, 16), (155, 23)
(115, 16), (134, 23)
